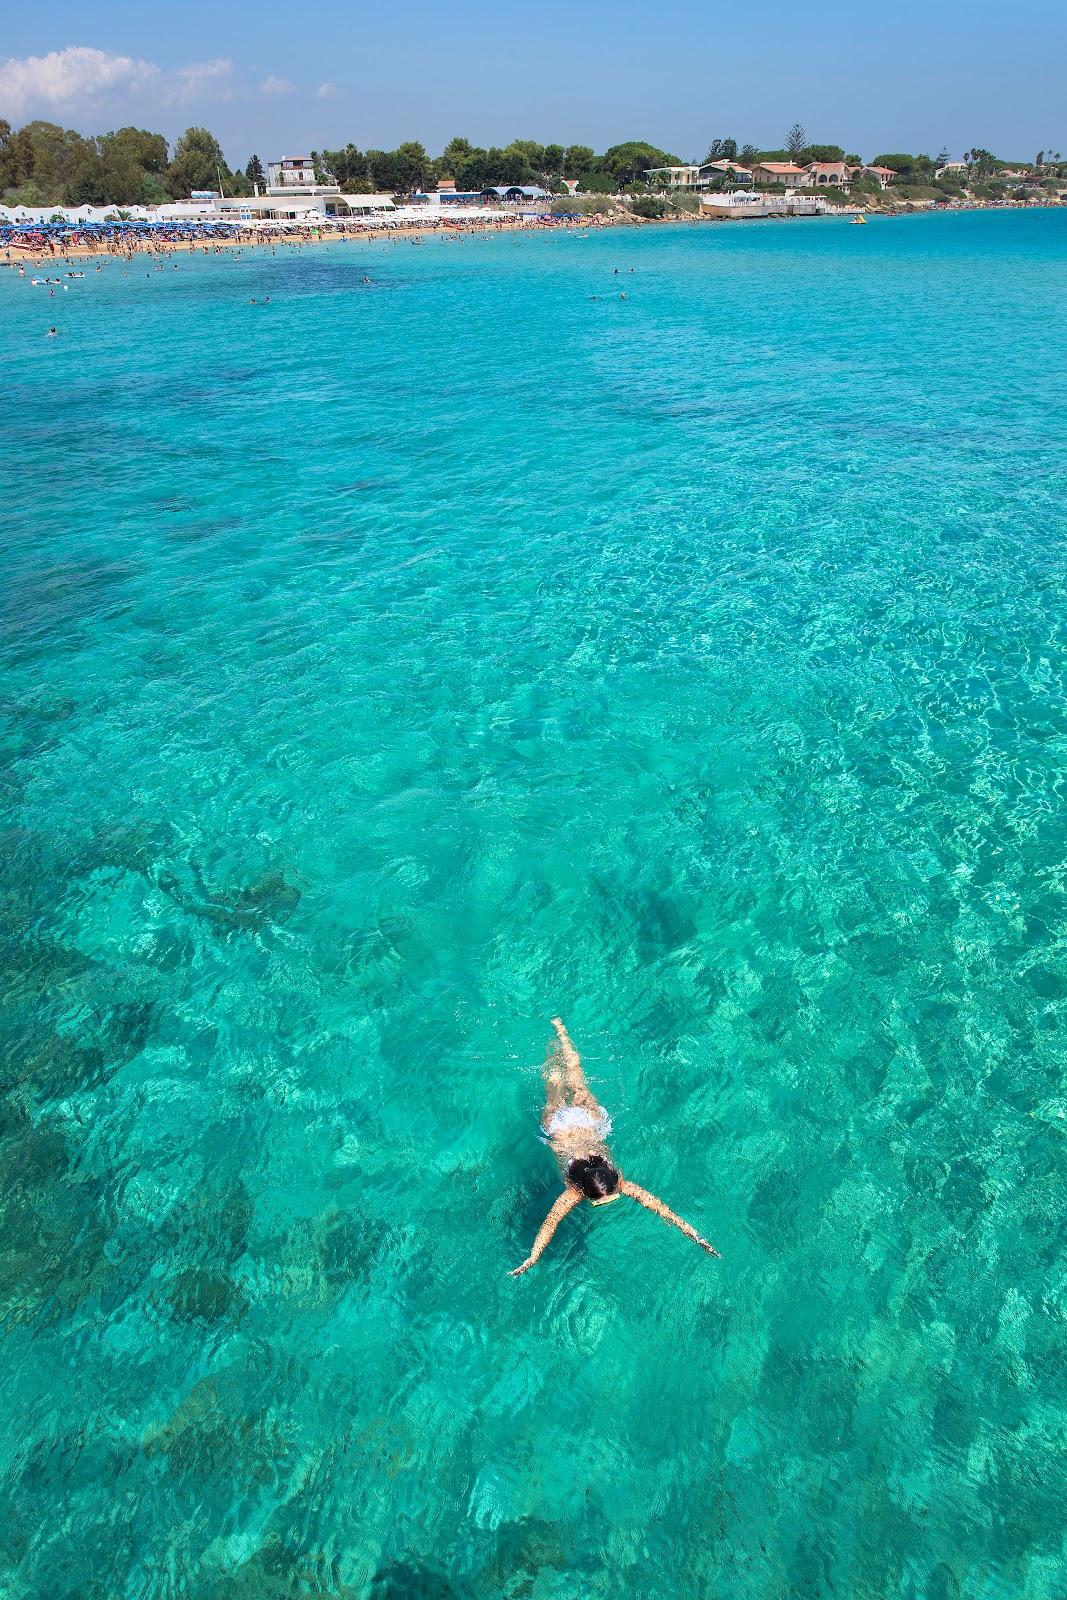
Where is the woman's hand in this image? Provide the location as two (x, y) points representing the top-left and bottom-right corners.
(619, 1178), (721, 1259)
(509, 1188), (581, 1279)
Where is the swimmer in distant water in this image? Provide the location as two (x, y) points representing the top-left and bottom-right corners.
(509, 1017), (720, 1276)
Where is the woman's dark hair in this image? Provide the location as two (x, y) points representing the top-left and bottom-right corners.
(568, 1154), (620, 1199)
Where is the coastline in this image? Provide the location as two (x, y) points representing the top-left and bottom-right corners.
(3, 196), (1060, 267)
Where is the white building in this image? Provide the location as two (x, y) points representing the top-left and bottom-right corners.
(213, 156), (395, 220)
(267, 156), (319, 188)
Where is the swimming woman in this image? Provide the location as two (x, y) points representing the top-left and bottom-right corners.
(509, 1017), (720, 1276)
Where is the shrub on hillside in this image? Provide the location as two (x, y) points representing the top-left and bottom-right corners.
(630, 194), (670, 219)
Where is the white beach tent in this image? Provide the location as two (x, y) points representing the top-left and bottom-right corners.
(341, 194), (396, 214)
(157, 202), (218, 220)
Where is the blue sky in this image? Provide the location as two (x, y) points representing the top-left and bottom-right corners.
(2, 0), (1064, 166)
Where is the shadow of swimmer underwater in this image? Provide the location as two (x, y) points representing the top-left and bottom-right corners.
(509, 1017), (720, 1277)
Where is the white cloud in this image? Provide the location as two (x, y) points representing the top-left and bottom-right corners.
(316, 81), (336, 99)
(0, 46), (158, 118)
(259, 76), (294, 96)
(165, 58), (234, 105)
(0, 45), (235, 117)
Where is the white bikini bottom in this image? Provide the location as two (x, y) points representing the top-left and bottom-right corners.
(543, 1104), (612, 1141)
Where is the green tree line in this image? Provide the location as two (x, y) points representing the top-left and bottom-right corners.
(2, 116), (1054, 207)
(0, 120), (275, 207)
(0, 120), (683, 204)
(315, 137), (683, 194)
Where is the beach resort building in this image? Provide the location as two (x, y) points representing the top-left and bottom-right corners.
(863, 165), (896, 188)
(208, 191), (394, 222)
(699, 191), (836, 219)
(207, 157), (397, 220)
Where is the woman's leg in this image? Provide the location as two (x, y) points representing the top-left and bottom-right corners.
(541, 1041), (567, 1132)
(550, 1017), (600, 1114)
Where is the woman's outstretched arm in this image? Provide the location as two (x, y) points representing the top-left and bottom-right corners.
(509, 1188), (583, 1276)
(619, 1178), (721, 1258)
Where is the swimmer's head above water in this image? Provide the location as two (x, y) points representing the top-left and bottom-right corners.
(567, 1154), (621, 1205)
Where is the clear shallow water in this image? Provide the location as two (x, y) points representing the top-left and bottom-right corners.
(1, 212), (1066, 1599)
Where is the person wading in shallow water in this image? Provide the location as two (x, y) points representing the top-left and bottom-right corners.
(509, 1017), (720, 1276)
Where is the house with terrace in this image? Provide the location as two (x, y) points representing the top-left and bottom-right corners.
(753, 161), (806, 186)
(800, 161), (855, 187)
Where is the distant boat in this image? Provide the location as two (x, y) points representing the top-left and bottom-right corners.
(851, 215), (868, 226)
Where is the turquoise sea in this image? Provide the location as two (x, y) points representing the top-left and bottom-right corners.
(1, 211), (1066, 1599)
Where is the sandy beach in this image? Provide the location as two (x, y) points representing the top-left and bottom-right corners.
(1, 213), (627, 265)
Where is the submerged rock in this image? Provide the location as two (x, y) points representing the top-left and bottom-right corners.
(0, 1104), (112, 1327)
(159, 1176), (254, 1272)
(142, 1369), (286, 1488)
(475, 1514), (574, 1598)
(195, 1534), (363, 1600)
(371, 1563), (466, 1600)
(262, 1204), (379, 1308)
(183, 870), (303, 933)
(2, 1030), (111, 1104)
(163, 1265), (248, 1326)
